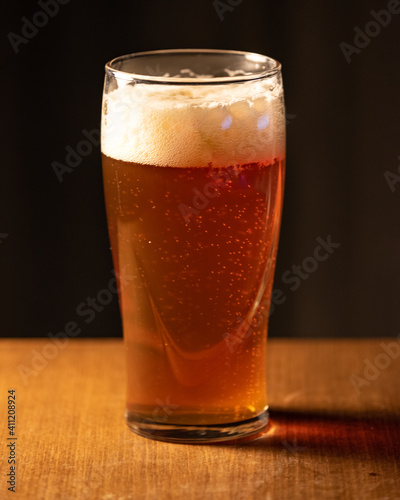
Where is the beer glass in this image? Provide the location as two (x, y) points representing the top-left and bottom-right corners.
(101, 49), (285, 443)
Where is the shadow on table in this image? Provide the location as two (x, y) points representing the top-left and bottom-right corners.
(220, 408), (400, 461)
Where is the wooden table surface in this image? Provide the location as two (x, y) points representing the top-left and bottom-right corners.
(1, 338), (399, 500)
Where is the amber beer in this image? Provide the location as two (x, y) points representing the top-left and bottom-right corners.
(101, 50), (285, 442)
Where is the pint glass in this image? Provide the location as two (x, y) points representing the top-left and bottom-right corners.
(101, 50), (285, 443)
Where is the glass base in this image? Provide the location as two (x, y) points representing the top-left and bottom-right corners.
(126, 409), (269, 444)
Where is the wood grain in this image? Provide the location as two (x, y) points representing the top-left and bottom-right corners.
(0, 338), (399, 500)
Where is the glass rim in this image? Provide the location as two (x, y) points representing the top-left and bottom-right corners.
(105, 48), (282, 85)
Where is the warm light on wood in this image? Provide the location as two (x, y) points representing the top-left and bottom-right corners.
(0, 338), (399, 499)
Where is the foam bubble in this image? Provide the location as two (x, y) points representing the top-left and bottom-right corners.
(101, 76), (285, 168)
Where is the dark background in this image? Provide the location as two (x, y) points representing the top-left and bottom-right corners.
(1, 0), (400, 339)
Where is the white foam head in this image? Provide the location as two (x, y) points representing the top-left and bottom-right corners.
(101, 75), (285, 168)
